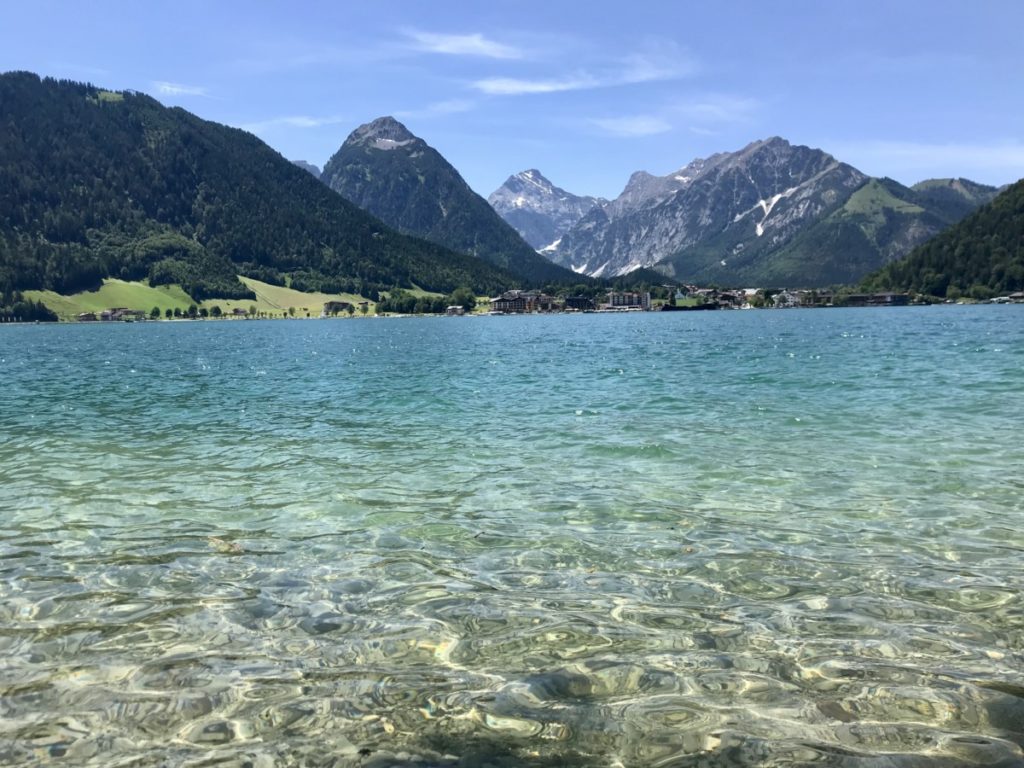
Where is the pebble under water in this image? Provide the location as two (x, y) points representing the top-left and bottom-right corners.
(1, 307), (1023, 767)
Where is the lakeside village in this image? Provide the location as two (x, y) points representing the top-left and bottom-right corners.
(66, 286), (920, 322)
(5, 285), (1023, 324)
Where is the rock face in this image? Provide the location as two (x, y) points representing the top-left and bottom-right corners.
(546, 138), (997, 287)
(487, 169), (604, 251)
(291, 160), (321, 179)
(321, 117), (575, 284)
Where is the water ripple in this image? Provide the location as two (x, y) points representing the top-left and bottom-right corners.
(1, 308), (1023, 766)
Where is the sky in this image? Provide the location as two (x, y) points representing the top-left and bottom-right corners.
(3, 1), (1023, 200)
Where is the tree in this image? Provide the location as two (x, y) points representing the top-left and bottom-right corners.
(173, 307), (182, 317)
(446, 286), (476, 312)
(288, 306), (295, 317)
(210, 305), (222, 317)
(150, 306), (160, 319)
(187, 304), (198, 318)
(360, 303), (368, 315)
(248, 305), (257, 317)
(199, 307), (209, 318)
(165, 307), (173, 319)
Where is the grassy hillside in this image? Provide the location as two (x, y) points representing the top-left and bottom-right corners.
(24, 280), (194, 319)
(24, 277), (377, 320)
(0, 72), (517, 300)
(862, 177), (1024, 298)
(750, 177), (996, 287)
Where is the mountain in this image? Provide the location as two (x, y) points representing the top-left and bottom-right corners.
(752, 177), (1000, 286)
(0, 73), (515, 300)
(549, 138), (997, 287)
(320, 117), (576, 284)
(291, 160), (321, 179)
(862, 177), (1024, 299)
(910, 177), (1002, 220)
(487, 169), (604, 251)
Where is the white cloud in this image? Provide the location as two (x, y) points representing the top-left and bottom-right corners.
(152, 81), (208, 97)
(472, 42), (693, 96)
(585, 93), (755, 139)
(473, 75), (598, 95)
(241, 115), (349, 133)
(405, 30), (522, 59)
(590, 115), (672, 137)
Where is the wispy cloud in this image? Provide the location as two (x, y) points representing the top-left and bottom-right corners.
(586, 94), (755, 139)
(590, 115), (673, 137)
(241, 115), (349, 133)
(405, 30), (523, 59)
(152, 81), (208, 97)
(472, 41), (693, 96)
(394, 99), (476, 119)
(473, 74), (598, 95)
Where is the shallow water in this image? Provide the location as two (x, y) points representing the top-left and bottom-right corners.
(1, 306), (1023, 767)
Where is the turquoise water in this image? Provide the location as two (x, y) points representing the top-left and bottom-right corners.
(1, 307), (1023, 767)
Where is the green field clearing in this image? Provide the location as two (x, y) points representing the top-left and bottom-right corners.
(204, 278), (373, 317)
(844, 181), (925, 218)
(25, 277), (377, 321)
(25, 280), (195, 319)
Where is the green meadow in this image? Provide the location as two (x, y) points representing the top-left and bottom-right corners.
(24, 277), (386, 320)
(25, 280), (195, 319)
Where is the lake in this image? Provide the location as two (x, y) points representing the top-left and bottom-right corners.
(1, 307), (1022, 766)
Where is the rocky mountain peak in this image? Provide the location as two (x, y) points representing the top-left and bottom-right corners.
(608, 169), (684, 218)
(346, 116), (418, 151)
(488, 169), (604, 251)
(501, 169), (556, 198)
(322, 118), (573, 283)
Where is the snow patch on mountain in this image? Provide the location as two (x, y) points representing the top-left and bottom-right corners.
(488, 169), (604, 252)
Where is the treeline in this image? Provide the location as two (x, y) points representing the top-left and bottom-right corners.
(377, 287), (476, 314)
(322, 120), (576, 284)
(0, 291), (58, 322)
(0, 72), (516, 300)
(862, 178), (1024, 299)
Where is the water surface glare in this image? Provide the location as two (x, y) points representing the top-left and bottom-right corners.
(1, 307), (1023, 767)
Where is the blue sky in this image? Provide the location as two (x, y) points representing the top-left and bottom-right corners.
(4, 1), (1023, 199)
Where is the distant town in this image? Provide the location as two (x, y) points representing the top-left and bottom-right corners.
(43, 285), (1023, 325)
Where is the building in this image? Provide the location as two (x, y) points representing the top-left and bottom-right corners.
(490, 291), (527, 313)
(489, 290), (558, 314)
(445, 305), (466, 316)
(841, 292), (910, 307)
(605, 291), (651, 311)
(99, 308), (146, 321)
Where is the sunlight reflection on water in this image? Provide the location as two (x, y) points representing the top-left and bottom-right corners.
(1, 307), (1023, 766)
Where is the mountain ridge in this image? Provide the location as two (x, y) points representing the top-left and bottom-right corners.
(487, 169), (605, 251)
(528, 138), (997, 286)
(321, 117), (577, 284)
(862, 177), (1024, 298)
(0, 73), (517, 299)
